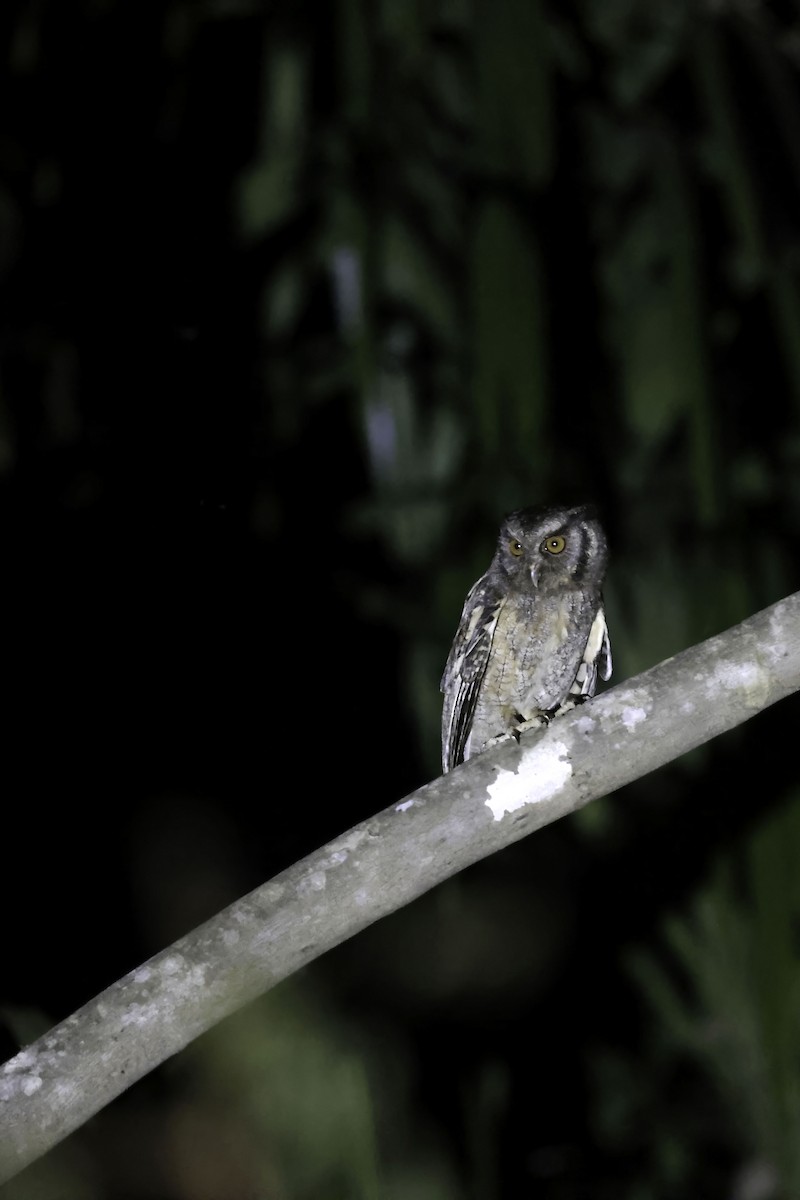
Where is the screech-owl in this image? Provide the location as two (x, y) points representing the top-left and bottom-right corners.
(440, 504), (612, 773)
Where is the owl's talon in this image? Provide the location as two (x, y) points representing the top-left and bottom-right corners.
(486, 713), (549, 751)
(514, 714), (549, 737)
(485, 730), (515, 750)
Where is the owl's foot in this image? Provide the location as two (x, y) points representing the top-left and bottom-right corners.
(485, 712), (549, 751)
(484, 730), (514, 751)
(512, 712), (549, 739)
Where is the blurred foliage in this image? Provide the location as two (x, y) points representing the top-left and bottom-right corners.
(227, 0), (800, 764)
(3, 0), (800, 1197)
(591, 790), (800, 1200)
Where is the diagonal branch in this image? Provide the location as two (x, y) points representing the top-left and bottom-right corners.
(2, 591), (800, 1182)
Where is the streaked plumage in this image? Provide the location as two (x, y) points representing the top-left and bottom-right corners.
(440, 504), (611, 772)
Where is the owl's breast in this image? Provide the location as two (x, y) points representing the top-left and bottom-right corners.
(473, 590), (594, 737)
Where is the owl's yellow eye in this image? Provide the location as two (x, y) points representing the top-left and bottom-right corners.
(542, 534), (566, 554)
(509, 540), (524, 557)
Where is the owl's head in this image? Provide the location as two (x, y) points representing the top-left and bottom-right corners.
(493, 504), (608, 594)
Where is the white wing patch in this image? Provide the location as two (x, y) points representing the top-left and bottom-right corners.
(568, 606), (612, 699)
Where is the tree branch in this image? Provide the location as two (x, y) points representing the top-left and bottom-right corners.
(3, 591), (800, 1182)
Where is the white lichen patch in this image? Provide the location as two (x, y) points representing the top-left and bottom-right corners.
(297, 870), (327, 896)
(768, 602), (789, 643)
(621, 706), (648, 731)
(604, 687), (652, 731)
(222, 928), (240, 946)
(395, 798), (415, 812)
(4, 1049), (35, 1073)
(145, 958), (207, 1004)
(133, 967), (152, 984)
(707, 660), (769, 708)
(52, 1080), (78, 1106)
(179, 965), (207, 996)
(317, 828), (368, 872)
(120, 1002), (159, 1029)
(22, 1075), (42, 1095)
(260, 882), (286, 905)
(485, 740), (572, 821)
(574, 714), (596, 735)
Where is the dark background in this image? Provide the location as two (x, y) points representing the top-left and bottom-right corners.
(2, 2), (800, 1197)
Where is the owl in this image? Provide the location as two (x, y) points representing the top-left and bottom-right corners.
(440, 504), (611, 773)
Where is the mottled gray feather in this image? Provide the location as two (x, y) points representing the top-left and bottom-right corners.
(440, 573), (505, 773)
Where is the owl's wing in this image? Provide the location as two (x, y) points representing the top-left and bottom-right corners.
(440, 572), (506, 772)
(568, 603), (612, 700)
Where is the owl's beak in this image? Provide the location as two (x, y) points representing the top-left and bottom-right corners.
(529, 562), (540, 588)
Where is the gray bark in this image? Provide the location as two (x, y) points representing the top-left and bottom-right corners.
(2, 590), (800, 1183)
